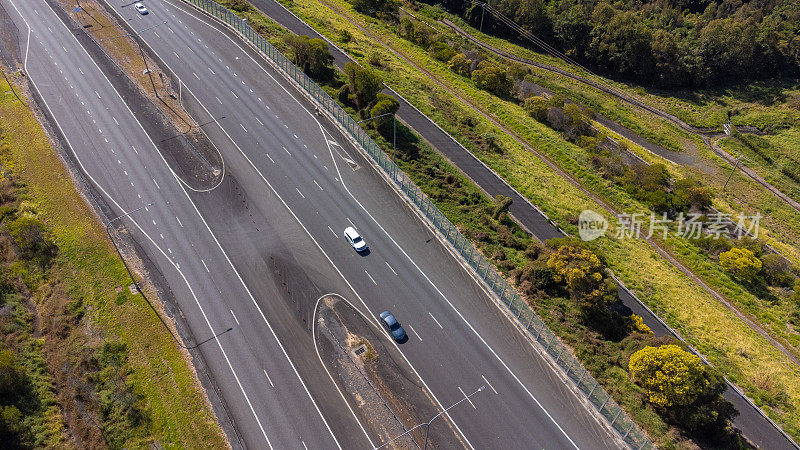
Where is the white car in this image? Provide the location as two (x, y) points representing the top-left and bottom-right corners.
(343, 226), (367, 252)
(134, 2), (148, 14)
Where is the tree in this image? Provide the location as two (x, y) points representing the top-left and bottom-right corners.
(719, 247), (762, 281)
(352, 0), (398, 19)
(471, 63), (512, 97)
(546, 245), (615, 313)
(369, 93), (399, 130)
(629, 344), (736, 432)
(283, 35), (334, 79)
(760, 253), (792, 287)
(344, 62), (382, 110)
(629, 344), (708, 408)
(523, 96), (548, 122)
(448, 53), (473, 77)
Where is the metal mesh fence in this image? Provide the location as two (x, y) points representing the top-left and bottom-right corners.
(184, 0), (654, 447)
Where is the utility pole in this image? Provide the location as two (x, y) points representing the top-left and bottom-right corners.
(723, 154), (746, 192)
(480, 3), (486, 32)
(377, 386), (486, 449)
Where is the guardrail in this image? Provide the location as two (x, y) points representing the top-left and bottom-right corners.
(182, 0), (654, 447)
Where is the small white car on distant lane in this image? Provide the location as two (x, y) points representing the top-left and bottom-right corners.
(134, 2), (148, 14)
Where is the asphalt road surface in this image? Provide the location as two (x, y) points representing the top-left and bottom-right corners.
(6, 0), (712, 448)
(243, 1), (800, 448)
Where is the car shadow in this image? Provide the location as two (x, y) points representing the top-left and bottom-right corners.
(358, 248), (371, 257)
(396, 334), (409, 344)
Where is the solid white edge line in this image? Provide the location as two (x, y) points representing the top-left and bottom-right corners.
(9, 2), (277, 446)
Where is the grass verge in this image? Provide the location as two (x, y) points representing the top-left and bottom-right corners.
(0, 75), (227, 447)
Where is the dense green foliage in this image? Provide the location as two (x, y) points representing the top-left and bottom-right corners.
(436, 0), (800, 87)
(342, 62), (383, 109)
(283, 35), (335, 78)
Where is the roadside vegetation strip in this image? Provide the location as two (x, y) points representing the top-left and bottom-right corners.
(220, 0), (800, 441)
(435, 11), (800, 238)
(0, 76), (227, 448)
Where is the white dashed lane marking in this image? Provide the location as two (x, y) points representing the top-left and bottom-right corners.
(263, 370), (274, 388)
(429, 312), (443, 329)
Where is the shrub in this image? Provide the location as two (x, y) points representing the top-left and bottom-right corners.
(429, 41), (456, 62)
(629, 314), (652, 334)
(6, 216), (57, 270)
(471, 63), (512, 97)
(448, 53), (473, 77)
(719, 247), (762, 281)
(492, 194), (513, 220)
(352, 0), (398, 19)
(673, 178), (713, 211)
(344, 62), (382, 110)
(760, 254), (793, 287)
(283, 35), (334, 79)
(629, 344), (709, 408)
(629, 344), (736, 433)
(399, 16), (433, 47)
(338, 29), (353, 44)
(370, 93), (399, 130)
(546, 245), (615, 314)
(523, 96), (548, 122)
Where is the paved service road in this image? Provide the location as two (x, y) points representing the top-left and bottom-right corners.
(98, 1), (622, 448)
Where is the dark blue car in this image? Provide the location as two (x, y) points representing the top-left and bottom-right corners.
(379, 311), (407, 342)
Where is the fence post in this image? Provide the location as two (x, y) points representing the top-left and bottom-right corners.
(588, 381), (598, 398)
(598, 394), (610, 412)
(535, 321), (544, 340)
(566, 356), (576, 374)
(544, 333), (556, 351)
(554, 346), (563, 365)
(622, 423), (634, 441)
(577, 368), (587, 385)
(610, 409), (622, 427)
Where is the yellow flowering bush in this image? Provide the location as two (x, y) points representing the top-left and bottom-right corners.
(718, 247), (762, 281)
(546, 245), (613, 311)
(629, 314), (652, 334)
(629, 345), (709, 408)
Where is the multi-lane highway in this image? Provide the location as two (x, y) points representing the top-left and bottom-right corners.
(9, 0), (622, 448)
